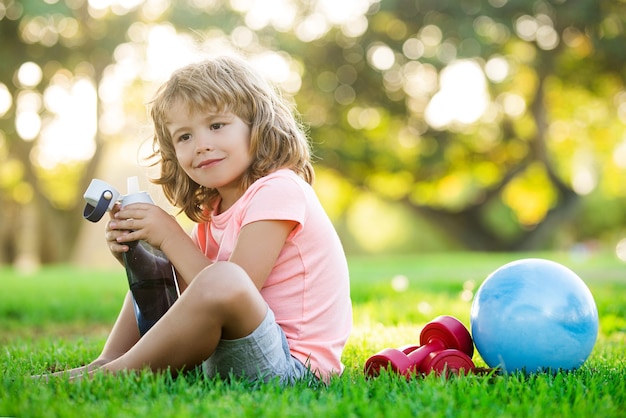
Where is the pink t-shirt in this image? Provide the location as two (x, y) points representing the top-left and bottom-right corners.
(192, 169), (352, 380)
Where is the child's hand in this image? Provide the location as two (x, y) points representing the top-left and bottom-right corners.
(112, 203), (180, 252)
(105, 203), (130, 263)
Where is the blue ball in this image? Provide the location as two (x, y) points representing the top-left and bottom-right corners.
(470, 258), (598, 373)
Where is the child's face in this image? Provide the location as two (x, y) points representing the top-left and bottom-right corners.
(166, 101), (253, 202)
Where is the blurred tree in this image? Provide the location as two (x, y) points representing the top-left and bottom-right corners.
(0, 0), (149, 266)
(288, 0), (626, 250)
(2, 0), (626, 266)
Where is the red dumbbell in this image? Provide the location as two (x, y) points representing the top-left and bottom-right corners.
(418, 348), (475, 376)
(407, 316), (474, 376)
(363, 344), (420, 377)
(364, 315), (475, 378)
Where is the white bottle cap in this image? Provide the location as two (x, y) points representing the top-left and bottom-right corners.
(83, 179), (121, 211)
(121, 176), (153, 206)
(83, 178), (122, 222)
(127, 176), (141, 195)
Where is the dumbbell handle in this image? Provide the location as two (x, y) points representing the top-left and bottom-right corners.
(364, 315), (474, 378)
(404, 340), (446, 374)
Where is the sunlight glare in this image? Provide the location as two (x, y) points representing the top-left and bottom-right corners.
(572, 168), (596, 195)
(231, 0), (297, 31)
(140, 0), (169, 20)
(500, 92), (526, 117)
(341, 15), (368, 38)
(98, 66), (124, 105)
(16, 90), (42, 112)
(368, 44), (395, 71)
(485, 55), (509, 82)
(316, 0), (375, 24)
(189, 0), (221, 7)
(36, 78), (97, 168)
(0, 83), (12, 116)
(17, 62), (43, 88)
(231, 25), (257, 48)
(118, 0), (143, 11)
(16, 112), (41, 141)
(231, 0), (376, 40)
(515, 14), (559, 50)
(251, 52), (303, 94)
(114, 42), (143, 81)
(572, 153), (597, 195)
(99, 104), (126, 136)
(402, 38), (424, 60)
(616, 238), (626, 262)
(43, 84), (66, 113)
(127, 21), (149, 43)
(347, 106), (381, 130)
(612, 138), (626, 168)
(417, 301), (433, 315)
(516, 15), (537, 41)
(88, 0), (112, 10)
(88, 0), (143, 13)
(16, 91), (42, 140)
(252, 52), (290, 83)
(403, 61), (438, 98)
(618, 102), (626, 124)
(420, 25), (442, 47)
(145, 24), (199, 82)
(295, 13), (329, 42)
(536, 26), (559, 50)
(424, 60), (488, 129)
(391, 275), (409, 292)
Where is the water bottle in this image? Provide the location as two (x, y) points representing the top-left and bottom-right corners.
(83, 176), (180, 336)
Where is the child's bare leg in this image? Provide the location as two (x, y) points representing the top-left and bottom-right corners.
(66, 291), (141, 373)
(98, 261), (267, 374)
(32, 292), (140, 380)
(94, 291), (141, 364)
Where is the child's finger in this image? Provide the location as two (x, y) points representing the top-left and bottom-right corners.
(109, 242), (129, 253)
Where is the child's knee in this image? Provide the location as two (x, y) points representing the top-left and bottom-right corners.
(191, 261), (256, 304)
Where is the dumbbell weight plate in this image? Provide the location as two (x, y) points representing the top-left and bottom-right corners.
(420, 348), (475, 376)
(363, 348), (414, 377)
(420, 316), (474, 357)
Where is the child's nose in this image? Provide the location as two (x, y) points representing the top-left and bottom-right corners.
(195, 132), (214, 152)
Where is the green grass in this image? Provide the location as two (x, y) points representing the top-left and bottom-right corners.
(2, 252), (626, 417)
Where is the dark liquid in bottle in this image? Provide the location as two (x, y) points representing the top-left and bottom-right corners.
(130, 279), (178, 335)
(124, 241), (178, 335)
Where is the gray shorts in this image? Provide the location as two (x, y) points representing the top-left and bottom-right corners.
(202, 307), (312, 385)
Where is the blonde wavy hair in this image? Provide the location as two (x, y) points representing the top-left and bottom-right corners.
(148, 55), (314, 223)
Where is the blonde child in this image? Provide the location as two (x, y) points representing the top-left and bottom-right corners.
(49, 55), (352, 384)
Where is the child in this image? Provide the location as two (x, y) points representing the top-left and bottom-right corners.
(51, 55), (352, 384)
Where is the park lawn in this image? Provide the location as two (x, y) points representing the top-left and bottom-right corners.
(1, 251), (625, 417)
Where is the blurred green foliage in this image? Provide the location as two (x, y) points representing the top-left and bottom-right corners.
(2, 0), (626, 265)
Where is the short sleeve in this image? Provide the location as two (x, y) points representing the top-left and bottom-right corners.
(239, 173), (307, 228)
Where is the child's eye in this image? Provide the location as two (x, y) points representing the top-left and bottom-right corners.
(210, 123), (225, 130)
(178, 133), (191, 142)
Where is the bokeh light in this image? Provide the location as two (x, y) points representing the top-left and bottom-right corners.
(424, 60), (489, 129)
(35, 77), (97, 168)
(0, 83), (12, 116)
(615, 238), (626, 262)
(17, 62), (43, 88)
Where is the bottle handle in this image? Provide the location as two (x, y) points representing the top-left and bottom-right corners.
(83, 189), (115, 222)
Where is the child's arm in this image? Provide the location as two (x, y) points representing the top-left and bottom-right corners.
(111, 203), (296, 289)
(228, 219), (297, 290)
(111, 202), (211, 286)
